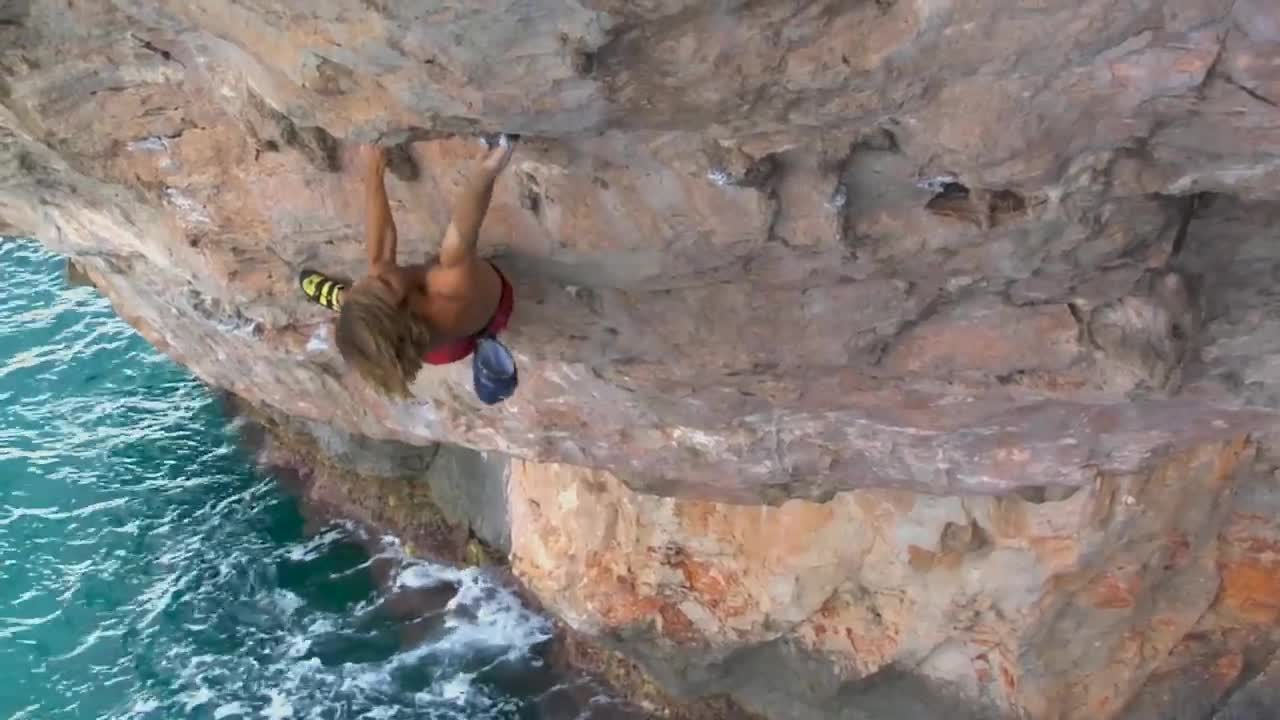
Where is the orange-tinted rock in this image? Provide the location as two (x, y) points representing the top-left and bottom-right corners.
(1217, 560), (1280, 625)
(1084, 568), (1143, 610)
(510, 440), (1267, 719)
(884, 301), (1083, 377)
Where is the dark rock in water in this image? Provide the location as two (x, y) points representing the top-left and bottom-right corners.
(63, 258), (96, 288)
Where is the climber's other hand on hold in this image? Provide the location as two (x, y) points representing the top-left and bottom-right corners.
(360, 143), (388, 177)
(481, 135), (516, 177)
(302, 131), (521, 404)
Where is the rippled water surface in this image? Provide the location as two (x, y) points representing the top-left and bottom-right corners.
(0, 239), (603, 719)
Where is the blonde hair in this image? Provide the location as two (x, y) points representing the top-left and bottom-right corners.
(334, 286), (433, 398)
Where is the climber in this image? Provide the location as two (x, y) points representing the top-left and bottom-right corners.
(299, 135), (519, 404)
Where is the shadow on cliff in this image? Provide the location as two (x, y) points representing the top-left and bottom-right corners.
(619, 632), (1006, 720)
(1170, 195), (1280, 409)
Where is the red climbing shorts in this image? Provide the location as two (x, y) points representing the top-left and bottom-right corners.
(422, 264), (514, 366)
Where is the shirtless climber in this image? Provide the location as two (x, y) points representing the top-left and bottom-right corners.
(299, 136), (519, 404)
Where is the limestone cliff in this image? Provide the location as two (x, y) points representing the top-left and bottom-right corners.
(4, 0), (1280, 718)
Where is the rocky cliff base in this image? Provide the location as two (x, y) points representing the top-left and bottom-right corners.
(226, 390), (1280, 720)
(230, 395), (755, 720)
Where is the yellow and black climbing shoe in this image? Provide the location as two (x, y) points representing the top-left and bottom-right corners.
(299, 269), (346, 311)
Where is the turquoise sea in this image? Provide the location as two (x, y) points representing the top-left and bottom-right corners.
(0, 238), (629, 719)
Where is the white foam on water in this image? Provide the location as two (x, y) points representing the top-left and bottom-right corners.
(304, 616), (337, 635)
(135, 568), (185, 626)
(283, 526), (348, 561)
(281, 632), (311, 659)
(442, 568), (553, 656)
(439, 672), (476, 701)
(127, 697), (160, 715)
(214, 701), (247, 719)
(260, 690), (294, 719)
(0, 608), (61, 638)
(343, 667), (395, 696)
(51, 625), (125, 661)
(393, 560), (459, 590)
(271, 589), (304, 617)
(383, 542), (553, 653)
(181, 686), (214, 711)
(107, 519), (142, 535)
(10, 587), (42, 605)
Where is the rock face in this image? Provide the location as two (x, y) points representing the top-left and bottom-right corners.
(512, 439), (1280, 720)
(4, 0), (1280, 717)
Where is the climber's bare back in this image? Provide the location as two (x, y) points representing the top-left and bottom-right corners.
(389, 259), (502, 342)
(352, 139), (513, 343)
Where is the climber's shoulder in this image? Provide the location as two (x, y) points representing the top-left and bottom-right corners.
(424, 254), (492, 284)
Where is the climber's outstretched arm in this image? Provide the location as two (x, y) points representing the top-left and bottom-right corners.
(437, 138), (514, 269)
(362, 145), (399, 271)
